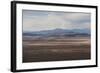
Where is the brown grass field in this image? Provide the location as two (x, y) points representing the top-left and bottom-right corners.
(23, 37), (91, 63)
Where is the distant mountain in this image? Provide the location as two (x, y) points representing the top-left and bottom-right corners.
(23, 28), (90, 37)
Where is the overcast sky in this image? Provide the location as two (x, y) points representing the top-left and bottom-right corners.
(23, 10), (91, 32)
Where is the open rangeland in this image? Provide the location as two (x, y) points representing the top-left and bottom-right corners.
(23, 37), (91, 63)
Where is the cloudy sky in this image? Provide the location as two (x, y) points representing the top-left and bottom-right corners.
(23, 10), (91, 32)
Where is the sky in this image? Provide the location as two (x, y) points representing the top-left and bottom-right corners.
(23, 10), (91, 32)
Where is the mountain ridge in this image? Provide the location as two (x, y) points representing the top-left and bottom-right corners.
(23, 28), (90, 37)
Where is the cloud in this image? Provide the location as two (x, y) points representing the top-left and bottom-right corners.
(23, 10), (91, 31)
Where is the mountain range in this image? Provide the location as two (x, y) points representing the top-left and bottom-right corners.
(23, 28), (90, 37)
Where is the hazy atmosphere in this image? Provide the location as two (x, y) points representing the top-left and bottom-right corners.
(23, 10), (91, 32)
(22, 10), (91, 63)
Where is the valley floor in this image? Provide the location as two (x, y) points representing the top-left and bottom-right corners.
(23, 37), (91, 63)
